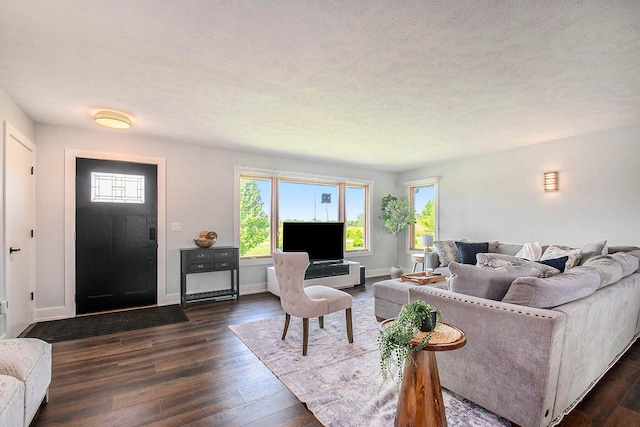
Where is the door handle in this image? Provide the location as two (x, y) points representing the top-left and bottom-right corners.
(149, 227), (156, 240)
(142, 244), (158, 249)
(9, 247), (21, 254)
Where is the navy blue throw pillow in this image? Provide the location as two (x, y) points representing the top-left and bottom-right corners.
(536, 256), (569, 272)
(456, 242), (489, 265)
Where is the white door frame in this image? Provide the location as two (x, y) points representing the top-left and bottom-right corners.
(64, 149), (167, 318)
(2, 122), (36, 338)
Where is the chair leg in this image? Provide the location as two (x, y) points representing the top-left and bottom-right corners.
(346, 308), (354, 343)
(319, 316), (324, 329)
(302, 318), (309, 356)
(282, 313), (291, 340)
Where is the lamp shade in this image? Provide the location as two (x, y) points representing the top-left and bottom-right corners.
(94, 111), (131, 129)
(421, 234), (434, 248)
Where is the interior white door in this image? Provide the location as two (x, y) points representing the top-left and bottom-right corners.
(4, 123), (36, 338)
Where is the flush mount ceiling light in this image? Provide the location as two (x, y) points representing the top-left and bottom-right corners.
(94, 111), (131, 129)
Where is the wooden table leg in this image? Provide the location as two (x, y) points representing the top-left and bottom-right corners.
(395, 350), (446, 427)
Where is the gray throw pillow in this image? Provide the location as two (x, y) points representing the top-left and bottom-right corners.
(577, 241), (608, 265)
(449, 262), (549, 301)
(502, 267), (601, 308)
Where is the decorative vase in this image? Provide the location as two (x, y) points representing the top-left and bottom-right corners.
(390, 266), (403, 279)
(420, 310), (438, 332)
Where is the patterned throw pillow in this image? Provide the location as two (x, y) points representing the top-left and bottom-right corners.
(477, 253), (560, 278)
(540, 245), (582, 270)
(434, 240), (461, 266)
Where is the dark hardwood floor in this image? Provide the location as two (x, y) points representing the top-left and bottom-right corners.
(30, 279), (639, 427)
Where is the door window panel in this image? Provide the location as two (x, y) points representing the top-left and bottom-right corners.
(91, 172), (145, 204)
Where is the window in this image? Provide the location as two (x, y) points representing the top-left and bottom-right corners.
(239, 170), (371, 259)
(406, 178), (438, 250)
(91, 172), (145, 204)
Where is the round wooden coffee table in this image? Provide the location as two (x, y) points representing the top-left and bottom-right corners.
(380, 320), (466, 427)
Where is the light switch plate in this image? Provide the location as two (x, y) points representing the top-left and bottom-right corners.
(171, 223), (182, 232)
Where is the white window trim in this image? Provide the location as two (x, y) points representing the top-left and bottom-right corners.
(404, 177), (439, 253)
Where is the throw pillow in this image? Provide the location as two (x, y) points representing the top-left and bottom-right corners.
(449, 262), (549, 301)
(456, 241), (489, 265)
(434, 240), (462, 267)
(476, 252), (526, 268)
(577, 241), (608, 265)
(476, 253), (561, 278)
(540, 245), (582, 270)
(536, 256), (568, 272)
(515, 242), (543, 261)
(502, 267), (601, 308)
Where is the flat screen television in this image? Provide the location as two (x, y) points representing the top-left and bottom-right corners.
(282, 222), (345, 263)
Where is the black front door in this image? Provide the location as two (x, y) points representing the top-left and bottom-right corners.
(76, 158), (158, 314)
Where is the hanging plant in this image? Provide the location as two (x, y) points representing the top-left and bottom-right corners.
(378, 300), (442, 386)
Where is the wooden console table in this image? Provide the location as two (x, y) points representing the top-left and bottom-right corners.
(382, 320), (466, 427)
(180, 246), (239, 308)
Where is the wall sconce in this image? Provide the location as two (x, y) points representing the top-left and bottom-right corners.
(94, 111), (132, 129)
(544, 171), (558, 192)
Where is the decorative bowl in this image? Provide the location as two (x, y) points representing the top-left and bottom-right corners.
(194, 237), (216, 248)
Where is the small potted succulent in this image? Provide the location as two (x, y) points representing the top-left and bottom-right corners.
(378, 300), (441, 385)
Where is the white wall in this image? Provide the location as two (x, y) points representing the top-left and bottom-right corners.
(397, 123), (640, 268)
(34, 124), (397, 319)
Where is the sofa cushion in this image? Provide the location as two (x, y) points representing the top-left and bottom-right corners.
(540, 245), (582, 270)
(577, 240), (608, 265)
(536, 256), (569, 272)
(502, 267), (601, 308)
(0, 375), (23, 427)
(434, 240), (462, 267)
(515, 242), (543, 261)
(456, 241), (489, 265)
(449, 262), (548, 301)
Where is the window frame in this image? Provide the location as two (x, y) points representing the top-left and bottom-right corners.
(237, 168), (372, 260)
(405, 177), (439, 251)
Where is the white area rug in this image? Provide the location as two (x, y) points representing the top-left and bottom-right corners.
(229, 298), (510, 427)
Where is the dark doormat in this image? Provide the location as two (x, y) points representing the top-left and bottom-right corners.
(24, 305), (189, 343)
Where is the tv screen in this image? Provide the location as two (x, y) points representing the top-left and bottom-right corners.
(282, 222), (345, 262)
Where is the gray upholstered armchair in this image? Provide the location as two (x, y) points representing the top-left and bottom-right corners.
(272, 251), (353, 355)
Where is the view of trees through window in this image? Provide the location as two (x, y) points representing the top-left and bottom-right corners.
(409, 181), (437, 250)
(239, 173), (369, 258)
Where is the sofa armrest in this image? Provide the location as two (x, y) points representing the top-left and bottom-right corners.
(409, 286), (566, 427)
(424, 251), (440, 269)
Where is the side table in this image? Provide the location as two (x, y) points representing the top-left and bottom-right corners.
(382, 320), (466, 427)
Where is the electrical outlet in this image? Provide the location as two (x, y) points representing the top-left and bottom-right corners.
(171, 223), (182, 232)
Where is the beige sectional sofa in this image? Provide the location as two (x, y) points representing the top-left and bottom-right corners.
(377, 240), (640, 427)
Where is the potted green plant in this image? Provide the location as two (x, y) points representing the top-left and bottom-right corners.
(379, 194), (416, 278)
(378, 300), (442, 385)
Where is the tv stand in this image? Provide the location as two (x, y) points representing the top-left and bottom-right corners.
(305, 261), (349, 279)
(267, 260), (360, 297)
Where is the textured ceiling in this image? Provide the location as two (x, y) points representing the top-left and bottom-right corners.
(1, 1), (639, 172)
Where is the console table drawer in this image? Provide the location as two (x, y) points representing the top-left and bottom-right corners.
(185, 261), (214, 273)
(184, 251), (214, 262)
